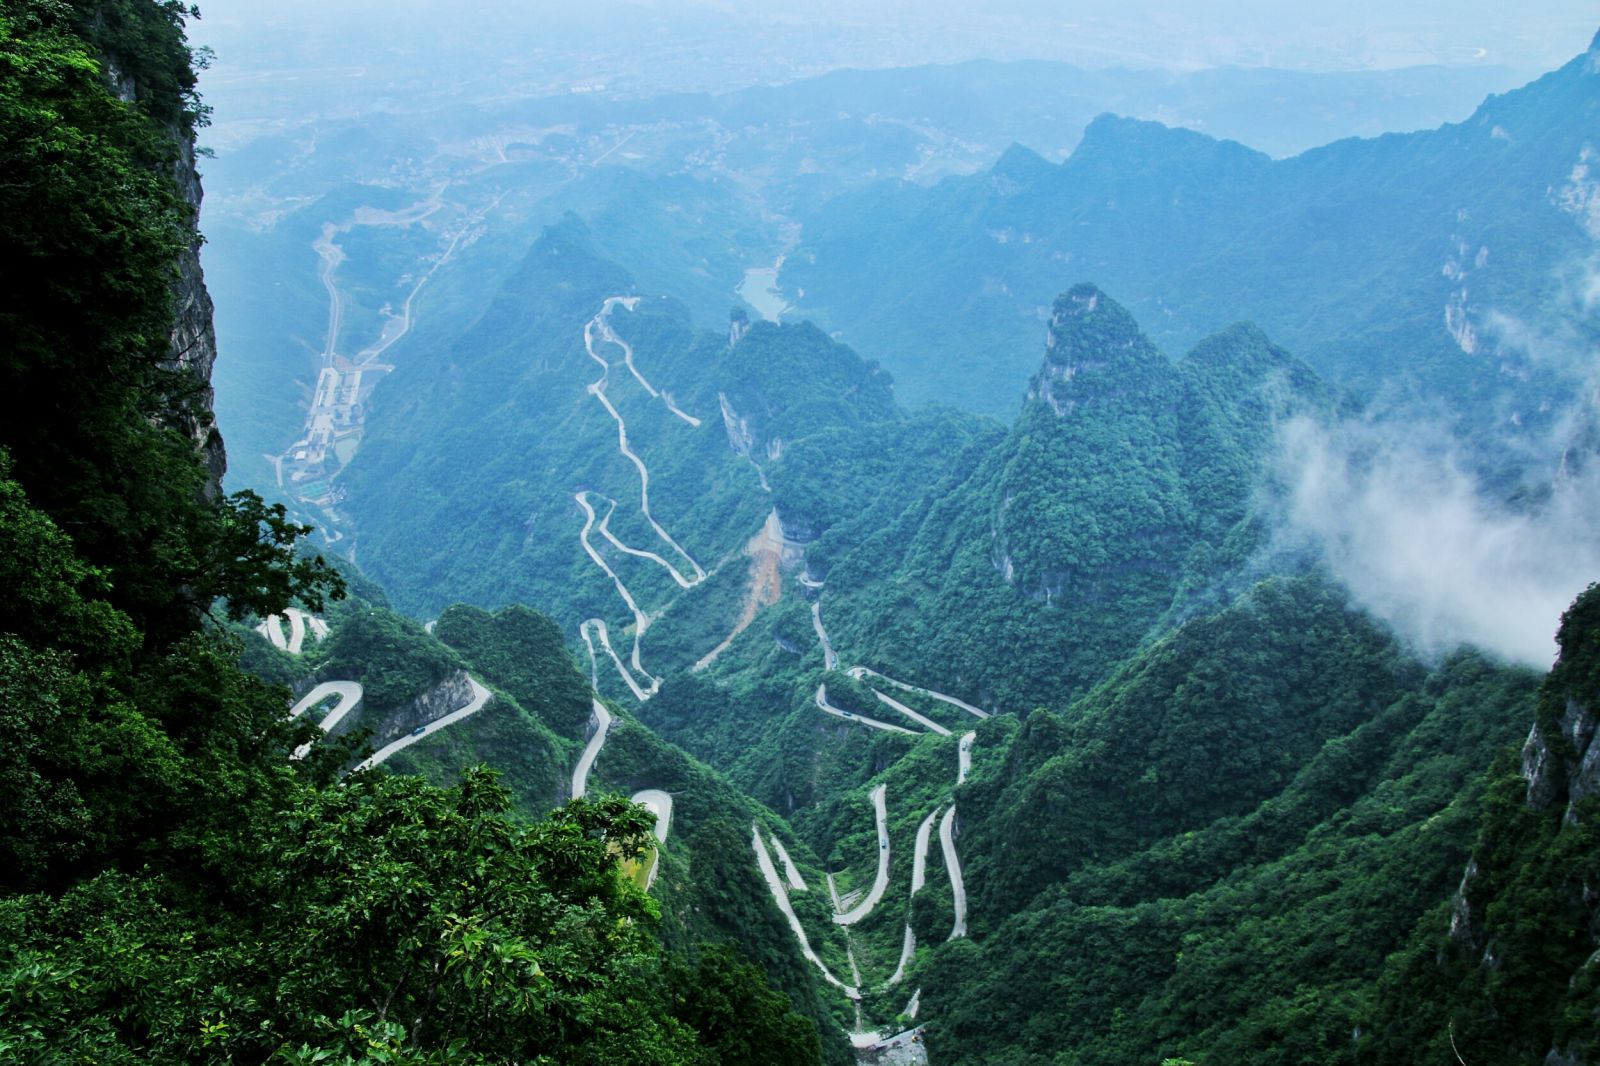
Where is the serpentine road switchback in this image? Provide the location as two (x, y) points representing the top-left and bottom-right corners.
(570, 660), (674, 890)
(575, 297), (708, 702)
(286, 676), (493, 771)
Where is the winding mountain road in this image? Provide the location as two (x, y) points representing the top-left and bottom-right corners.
(353, 677), (493, 772)
(811, 601), (839, 670)
(770, 832), (808, 891)
(815, 684), (918, 736)
(958, 731), (975, 785)
(847, 666), (989, 720)
(567, 690), (673, 889)
(570, 700), (614, 800)
(257, 608), (330, 656)
(833, 785), (890, 926)
(576, 296), (713, 702)
(938, 806), (968, 940)
(582, 299), (705, 584)
(873, 691), (953, 737)
(752, 824), (859, 998)
(885, 806), (942, 989)
(595, 299), (703, 427)
(288, 680), (364, 760)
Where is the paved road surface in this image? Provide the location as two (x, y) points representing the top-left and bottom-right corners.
(769, 833), (808, 891)
(596, 298), (703, 427)
(633, 789), (673, 844)
(570, 700), (614, 799)
(939, 806), (968, 940)
(873, 691), (953, 736)
(886, 924), (917, 989)
(285, 609), (307, 654)
(582, 300), (705, 583)
(593, 492), (701, 589)
(834, 785), (890, 926)
(886, 805), (943, 988)
(958, 731), (975, 785)
(288, 680), (364, 760)
(354, 678), (493, 772)
(811, 601), (839, 670)
(752, 824), (859, 998)
(815, 684), (917, 736)
(847, 666), (989, 720)
(632, 787), (674, 890)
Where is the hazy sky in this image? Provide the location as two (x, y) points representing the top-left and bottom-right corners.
(193, 0), (1598, 84)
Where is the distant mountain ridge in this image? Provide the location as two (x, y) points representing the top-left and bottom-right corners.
(787, 31), (1600, 456)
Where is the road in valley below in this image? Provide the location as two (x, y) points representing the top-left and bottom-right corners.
(752, 824), (859, 998)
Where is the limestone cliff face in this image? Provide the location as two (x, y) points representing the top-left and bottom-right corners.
(331, 670), (480, 750)
(166, 133), (226, 495)
(1444, 586), (1600, 1062)
(104, 46), (226, 496)
(1522, 695), (1600, 823)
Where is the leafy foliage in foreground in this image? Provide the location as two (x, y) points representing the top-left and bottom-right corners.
(1, 772), (822, 1065)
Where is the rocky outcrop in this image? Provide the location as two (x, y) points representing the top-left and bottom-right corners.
(166, 132), (226, 496)
(1025, 282), (1157, 417)
(101, 39), (225, 497)
(1522, 696), (1600, 822)
(342, 671), (478, 749)
(1441, 585), (1600, 1060)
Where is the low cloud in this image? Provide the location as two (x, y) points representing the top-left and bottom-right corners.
(1273, 415), (1600, 668)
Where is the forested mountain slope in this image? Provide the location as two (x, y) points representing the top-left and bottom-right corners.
(812, 284), (1335, 713)
(916, 576), (1543, 1063)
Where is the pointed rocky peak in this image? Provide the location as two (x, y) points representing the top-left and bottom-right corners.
(1044, 283), (1155, 367)
(991, 142), (1056, 190)
(1184, 321), (1287, 373)
(1067, 113), (1269, 179)
(729, 307), (750, 347)
(1027, 284), (1169, 417)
